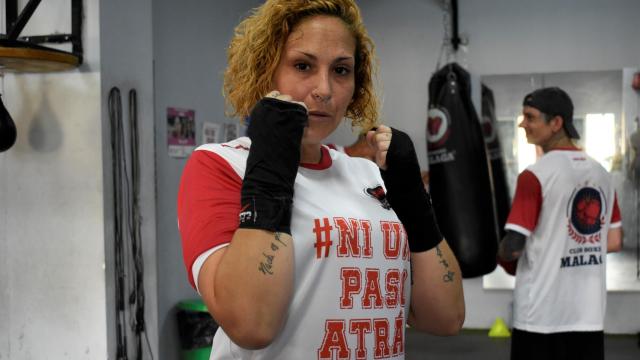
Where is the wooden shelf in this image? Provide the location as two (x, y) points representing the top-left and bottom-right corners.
(0, 44), (80, 73)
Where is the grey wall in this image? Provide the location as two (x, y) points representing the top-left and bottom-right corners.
(0, 0), (107, 358)
(152, 1), (261, 359)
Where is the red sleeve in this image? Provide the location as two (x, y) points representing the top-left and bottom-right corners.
(505, 170), (542, 236)
(177, 149), (242, 289)
(610, 192), (621, 225)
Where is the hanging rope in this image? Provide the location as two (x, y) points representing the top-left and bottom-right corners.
(127, 89), (154, 360)
(109, 86), (129, 360)
(109, 87), (154, 360)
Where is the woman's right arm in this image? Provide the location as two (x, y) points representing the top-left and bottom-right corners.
(183, 97), (307, 349)
(198, 229), (295, 349)
(178, 149), (296, 349)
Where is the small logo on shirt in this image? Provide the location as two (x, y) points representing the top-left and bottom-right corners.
(566, 186), (605, 244)
(365, 185), (391, 210)
(239, 203), (255, 223)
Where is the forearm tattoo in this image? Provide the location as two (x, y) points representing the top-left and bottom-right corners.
(258, 232), (288, 276)
(436, 245), (456, 283)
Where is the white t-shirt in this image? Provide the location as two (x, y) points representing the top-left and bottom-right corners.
(178, 137), (411, 359)
(505, 148), (621, 333)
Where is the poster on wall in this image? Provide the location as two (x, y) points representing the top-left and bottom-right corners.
(167, 107), (196, 158)
(224, 123), (241, 142)
(202, 122), (221, 144)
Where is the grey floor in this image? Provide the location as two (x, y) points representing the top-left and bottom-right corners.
(405, 329), (640, 360)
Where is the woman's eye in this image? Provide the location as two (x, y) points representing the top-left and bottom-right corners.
(295, 63), (310, 71)
(335, 66), (351, 76)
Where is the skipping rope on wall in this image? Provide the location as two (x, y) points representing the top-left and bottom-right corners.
(108, 87), (153, 360)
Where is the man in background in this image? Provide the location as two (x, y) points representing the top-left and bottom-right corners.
(498, 87), (622, 360)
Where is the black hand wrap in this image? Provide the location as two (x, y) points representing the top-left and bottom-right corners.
(238, 97), (307, 235)
(380, 128), (443, 252)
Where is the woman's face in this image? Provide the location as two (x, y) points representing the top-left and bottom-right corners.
(272, 15), (356, 145)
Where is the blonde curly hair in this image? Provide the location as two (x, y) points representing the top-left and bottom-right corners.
(223, 0), (379, 130)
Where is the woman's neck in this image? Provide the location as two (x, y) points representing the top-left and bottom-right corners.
(300, 143), (322, 164)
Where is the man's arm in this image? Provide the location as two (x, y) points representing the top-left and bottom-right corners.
(498, 230), (527, 261)
(607, 227), (622, 253)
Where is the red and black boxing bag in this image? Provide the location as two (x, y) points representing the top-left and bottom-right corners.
(426, 63), (498, 278)
(481, 84), (511, 239)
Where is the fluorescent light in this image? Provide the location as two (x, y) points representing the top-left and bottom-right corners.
(585, 113), (615, 171)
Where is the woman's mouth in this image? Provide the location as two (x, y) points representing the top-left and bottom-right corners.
(308, 110), (332, 121)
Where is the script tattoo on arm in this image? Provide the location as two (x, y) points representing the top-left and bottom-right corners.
(436, 245), (455, 283)
(258, 232), (288, 276)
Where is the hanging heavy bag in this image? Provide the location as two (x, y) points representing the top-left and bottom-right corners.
(481, 84), (511, 239)
(426, 62), (498, 278)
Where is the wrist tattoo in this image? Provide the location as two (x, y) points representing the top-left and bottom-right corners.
(258, 232), (287, 276)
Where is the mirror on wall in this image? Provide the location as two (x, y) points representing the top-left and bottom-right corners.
(481, 69), (640, 292)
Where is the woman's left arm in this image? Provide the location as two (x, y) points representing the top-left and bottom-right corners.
(407, 238), (465, 335)
(368, 125), (464, 335)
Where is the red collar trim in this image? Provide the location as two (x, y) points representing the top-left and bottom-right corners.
(301, 146), (332, 170)
(552, 146), (581, 151)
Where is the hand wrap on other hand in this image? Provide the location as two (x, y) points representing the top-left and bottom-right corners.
(238, 97), (307, 235)
(380, 128), (443, 252)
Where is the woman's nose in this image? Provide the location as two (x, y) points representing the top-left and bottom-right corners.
(311, 72), (332, 103)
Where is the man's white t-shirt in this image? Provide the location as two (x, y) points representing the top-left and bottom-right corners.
(505, 148), (621, 333)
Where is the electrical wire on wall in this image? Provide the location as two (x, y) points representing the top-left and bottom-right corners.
(435, 0), (469, 73)
(629, 95), (640, 279)
(109, 87), (153, 360)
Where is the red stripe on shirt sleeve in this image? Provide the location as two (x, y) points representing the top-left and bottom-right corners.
(505, 170), (542, 235)
(611, 192), (621, 224)
(177, 149), (242, 289)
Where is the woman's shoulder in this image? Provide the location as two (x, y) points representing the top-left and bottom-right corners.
(190, 137), (251, 178)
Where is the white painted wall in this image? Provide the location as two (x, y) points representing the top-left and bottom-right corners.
(0, 0), (107, 358)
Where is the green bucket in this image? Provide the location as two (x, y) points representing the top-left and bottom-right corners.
(177, 299), (217, 360)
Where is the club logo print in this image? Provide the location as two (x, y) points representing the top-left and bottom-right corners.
(480, 114), (497, 144)
(365, 185), (391, 210)
(427, 107), (451, 150)
(566, 186), (606, 244)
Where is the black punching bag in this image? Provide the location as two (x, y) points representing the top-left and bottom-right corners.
(481, 84), (511, 239)
(0, 95), (17, 152)
(426, 63), (498, 277)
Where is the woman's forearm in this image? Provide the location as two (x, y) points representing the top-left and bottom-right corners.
(200, 229), (295, 349)
(408, 239), (465, 335)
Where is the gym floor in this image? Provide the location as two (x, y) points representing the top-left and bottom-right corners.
(405, 329), (640, 360)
